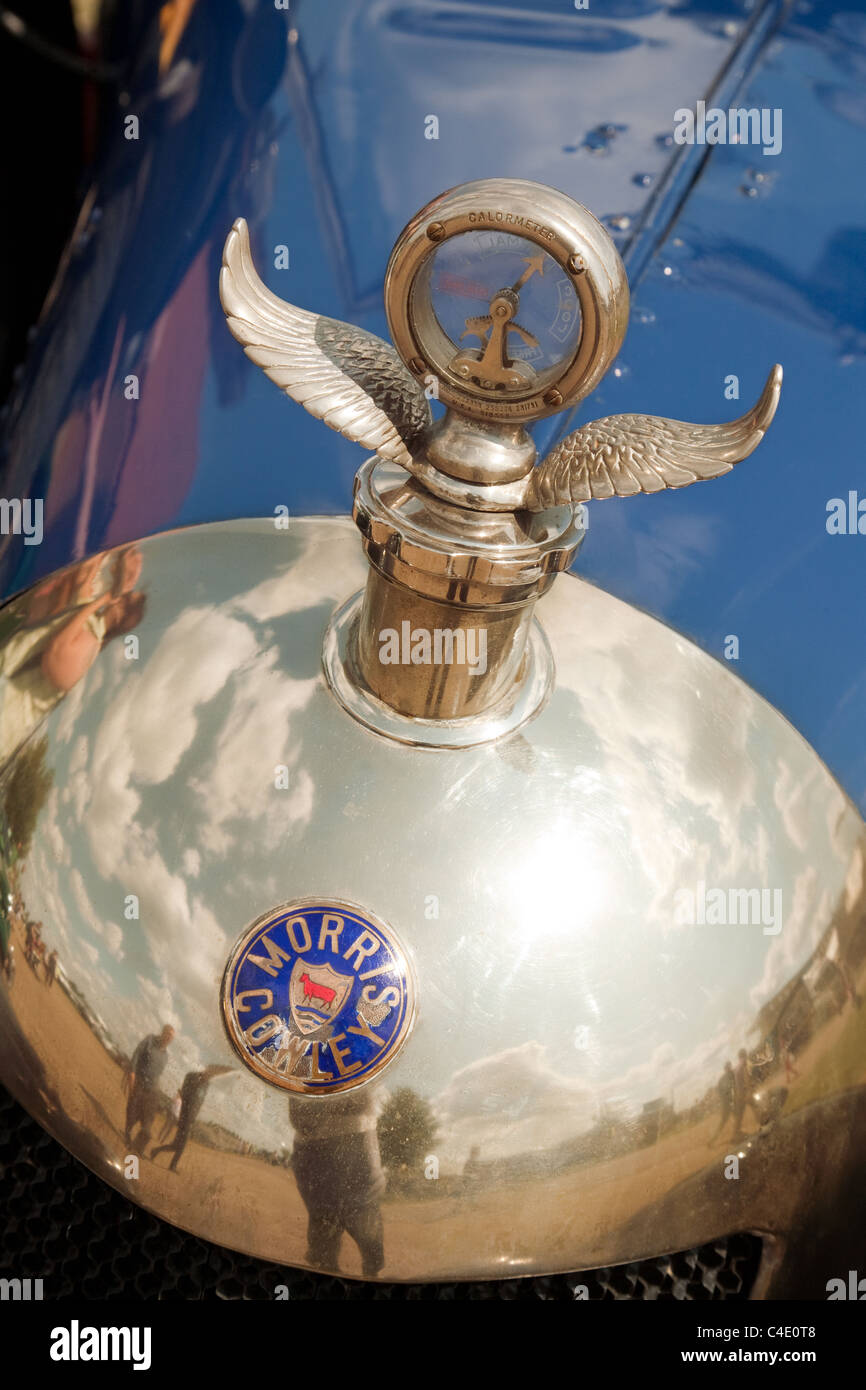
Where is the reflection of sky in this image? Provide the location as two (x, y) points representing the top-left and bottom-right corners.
(15, 520), (865, 1165)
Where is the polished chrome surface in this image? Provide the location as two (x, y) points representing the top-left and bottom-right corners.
(411, 411), (537, 488)
(348, 459), (584, 723)
(352, 460), (585, 606)
(323, 589), (554, 749)
(0, 518), (864, 1282)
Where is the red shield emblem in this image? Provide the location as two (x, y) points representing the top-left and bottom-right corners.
(288, 958), (354, 1035)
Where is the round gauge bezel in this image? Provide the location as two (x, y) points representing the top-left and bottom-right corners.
(384, 178), (630, 424)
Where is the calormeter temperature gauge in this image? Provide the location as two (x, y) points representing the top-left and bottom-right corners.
(384, 181), (627, 422)
(221, 175), (780, 512)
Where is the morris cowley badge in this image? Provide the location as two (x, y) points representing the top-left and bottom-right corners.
(222, 901), (415, 1095)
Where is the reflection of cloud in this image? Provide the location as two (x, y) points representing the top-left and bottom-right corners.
(604, 1020), (748, 1112)
(103, 922), (124, 958)
(54, 663), (103, 745)
(84, 606), (258, 878)
(23, 838), (210, 1092)
(120, 842), (228, 1020)
(631, 512), (718, 609)
(182, 848), (200, 877)
(605, 1039), (676, 1099)
(138, 975), (178, 1026)
(816, 84), (866, 130)
(845, 846), (864, 912)
(435, 1041), (595, 1163)
(42, 789), (71, 867)
(552, 595), (762, 930)
(749, 866), (833, 1012)
(25, 741), (230, 1073)
(62, 735), (91, 822)
(773, 759), (811, 853)
(70, 867), (124, 960)
(190, 648), (318, 857)
(439, 1040), (588, 1120)
(232, 523), (357, 622)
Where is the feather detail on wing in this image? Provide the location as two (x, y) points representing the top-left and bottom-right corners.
(219, 218), (431, 467)
(525, 366), (782, 510)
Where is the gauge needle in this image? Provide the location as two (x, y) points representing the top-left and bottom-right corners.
(511, 254), (546, 293)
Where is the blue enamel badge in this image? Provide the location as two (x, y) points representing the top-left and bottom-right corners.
(222, 900), (415, 1094)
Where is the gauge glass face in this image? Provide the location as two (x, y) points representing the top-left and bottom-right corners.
(419, 230), (581, 395)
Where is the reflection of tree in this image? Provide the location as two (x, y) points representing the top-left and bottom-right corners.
(3, 735), (53, 860)
(376, 1088), (437, 1174)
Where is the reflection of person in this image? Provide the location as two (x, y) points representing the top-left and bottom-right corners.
(125, 1025), (175, 1154)
(152, 1065), (234, 1171)
(0, 547), (146, 763)
(783, 1045), (800, 1083)
(24, 920), (43, 972)
(22, 547), (142, 625)
(21, 553), (105, 624)
(839, 960), (862, 1011)
(38, 589), (147, 692)
(158, 1091), (183, 1143)
(732, 1048), (754, 1139)
(463, 1145), (484, 1206)
(463, 1145), (482, 1184)
(708, 1061), (735, 1143)
(289, 1090), (386, 1278)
